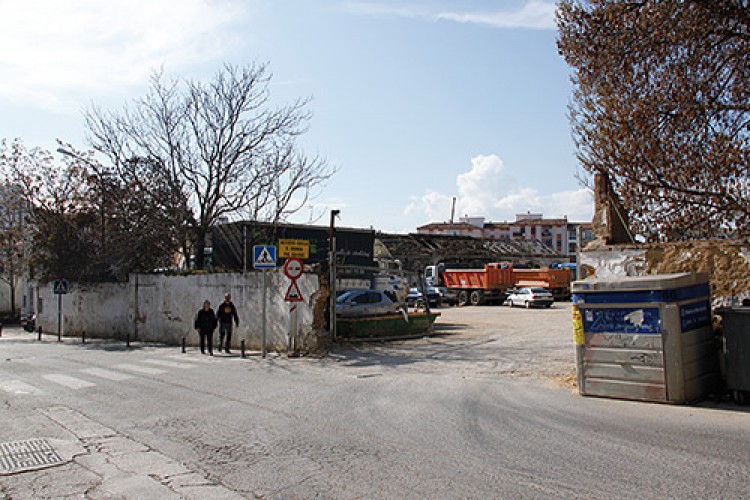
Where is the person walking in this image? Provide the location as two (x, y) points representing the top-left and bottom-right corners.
(217, 292), (239, 354)
(194, 300), (217, 355)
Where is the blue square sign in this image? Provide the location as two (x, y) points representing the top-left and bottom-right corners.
(253, 245), (277, 269)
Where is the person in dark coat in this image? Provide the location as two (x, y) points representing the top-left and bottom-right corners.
(194, 300), (217, 355)
(216, 292), (239, 354)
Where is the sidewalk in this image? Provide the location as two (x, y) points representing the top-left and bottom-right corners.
(1, 405), (244, 499)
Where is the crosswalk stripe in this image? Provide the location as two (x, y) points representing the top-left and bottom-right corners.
(0, 380), (45, 395)
(80, 367), (134, 381)
(42, 374), (96, 390)
(141, 359), (194, 369)
(113, 363), (166, 375)
(165, 354), (215, 364)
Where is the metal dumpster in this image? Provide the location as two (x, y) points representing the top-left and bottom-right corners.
(715, 307), (750, 404)
(572, 273), (719, 403)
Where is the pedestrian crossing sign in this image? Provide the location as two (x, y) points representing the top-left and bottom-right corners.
(53, 279), (69, 295)
(253, 245), (277, 269)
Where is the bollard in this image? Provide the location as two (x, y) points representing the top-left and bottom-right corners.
(82, 331), (86, 344)
(126, 334), (130, 349)
(241, 339), (246, 359)
(181, 336), (186, 354)
(38, 325), (42, 341)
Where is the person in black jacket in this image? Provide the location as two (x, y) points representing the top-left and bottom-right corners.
(194, 300), (217, 355)
(216, 292), (239, 354)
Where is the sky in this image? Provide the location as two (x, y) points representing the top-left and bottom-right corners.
(0, 0), (594, 233)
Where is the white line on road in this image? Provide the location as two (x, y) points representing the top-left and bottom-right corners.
(0, 380), (45, 395)
(113, 363), (167, 375)
(165, 354), (215, 364)
(141, 359), (195, 369)
(80, 367), (134, 381)
(42, 374), (96, 390)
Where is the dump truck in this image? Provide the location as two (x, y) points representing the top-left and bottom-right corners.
(425, 262), (572, 306)
(425, 263), (514, 306)
(512, 268), (572, 300)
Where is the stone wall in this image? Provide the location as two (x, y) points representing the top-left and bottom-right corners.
(581, 240), (750, 304)
(34, 271), (323, 352)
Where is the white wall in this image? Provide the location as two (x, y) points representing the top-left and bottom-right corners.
(35, 271), (321, 351)
(579, 247), (648, 279)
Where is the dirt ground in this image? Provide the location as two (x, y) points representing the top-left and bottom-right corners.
(330, 302), (578, 388)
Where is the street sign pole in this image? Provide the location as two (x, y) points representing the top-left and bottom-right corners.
(57, 294), (62, 342)
(253, 245), (277, 359)
(262, 269), (268, 358)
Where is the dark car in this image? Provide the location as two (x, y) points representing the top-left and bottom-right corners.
(505, 287), (554, 308)
(336, 289), (400, 317)
(407, 286), (442, 307)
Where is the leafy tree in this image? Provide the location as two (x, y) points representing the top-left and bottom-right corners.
(2, 139), (188, 282)
(557, 0), (750, 241)
(85, 63), (335, 269)
(0, 166), (31, 316)
(1, 139), (94, 283)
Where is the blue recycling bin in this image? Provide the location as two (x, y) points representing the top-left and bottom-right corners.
(572, 273), (719, 403)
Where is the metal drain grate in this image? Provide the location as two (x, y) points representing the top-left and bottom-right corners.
(0, 439), (64, 473)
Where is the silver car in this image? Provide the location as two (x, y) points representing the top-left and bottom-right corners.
(335, 289), (399, 317)
(505, 287), (554, 308)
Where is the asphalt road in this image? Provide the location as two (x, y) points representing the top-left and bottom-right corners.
(1, 304), (749, 499)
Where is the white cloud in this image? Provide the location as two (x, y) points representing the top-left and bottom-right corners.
(404, 189), (455, 222)
(455, 154), (515, 215)
(0, 0), (247, 110)
(406, 154), (594, 226)
(342, 1), (557, 30)
(437, 1), (557, 30)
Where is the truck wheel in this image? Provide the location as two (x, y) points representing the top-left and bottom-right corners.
(470, 290), (483, 306)
(458, 291), (469, 307)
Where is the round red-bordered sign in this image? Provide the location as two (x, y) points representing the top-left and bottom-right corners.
(283, 258), (304, 280)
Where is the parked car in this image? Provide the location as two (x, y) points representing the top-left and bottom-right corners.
(505, 287), (554, 308)
(335, 289), (400, 317)
(406, 286), (442, 308)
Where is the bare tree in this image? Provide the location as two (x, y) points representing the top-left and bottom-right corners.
(557, 0), (750, 241)
(85, 63), (335, 269)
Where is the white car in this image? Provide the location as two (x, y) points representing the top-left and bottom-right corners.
(505, 287), (554, 308)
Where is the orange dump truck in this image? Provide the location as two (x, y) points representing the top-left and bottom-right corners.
(438, 263), (515, 306)
(512, 268), (572, 300)
(426, 263), (572, 306)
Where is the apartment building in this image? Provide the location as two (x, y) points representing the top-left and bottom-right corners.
(417, 213), (594, 258)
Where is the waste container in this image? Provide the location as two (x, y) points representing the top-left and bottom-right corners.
(572, 273), (718, 403)
(715, 307), (750, 404)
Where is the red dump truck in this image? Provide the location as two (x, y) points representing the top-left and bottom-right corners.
(425, 263), (571, 306)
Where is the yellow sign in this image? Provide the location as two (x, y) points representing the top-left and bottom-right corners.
(278, 239), (310, 259)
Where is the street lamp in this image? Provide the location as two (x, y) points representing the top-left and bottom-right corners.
(57, 148), (108, 278)
(329, 209), (340, 340)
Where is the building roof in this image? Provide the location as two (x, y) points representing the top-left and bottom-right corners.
(374, 233), (562, 273)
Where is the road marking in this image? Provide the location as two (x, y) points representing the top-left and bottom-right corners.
(141, 359), (194, 369)
(42, 374), (96, 390)
(165, 354), (215, 364)
(113, 363), (166, 375)
(0, 380), (45, 395)
(80, 367), (134, 381)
